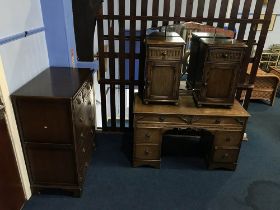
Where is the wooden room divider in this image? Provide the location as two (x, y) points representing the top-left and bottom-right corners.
(96, 0), (276, 131)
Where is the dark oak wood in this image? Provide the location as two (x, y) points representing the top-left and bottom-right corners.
(108, 0), (116, 129)
(217, 0), (229, 28)
(192, 38), (247, 107)
(152, 0), (159, 27)
(228, 0), (241, 31)
(72, 0), (102, 61)
(188, 32), (231, 89)
(207, 0), (218, 26)
(12, 68), (96, 197)
(174, 0), (182, 24)
(143, 32), (185, 104)
(0, 117), (25, 210)
(133, 94), (249, 170)
(185, 0), (194, 17)
(97, 6), (108, 130)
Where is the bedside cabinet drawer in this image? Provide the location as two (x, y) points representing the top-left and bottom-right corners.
(207, 49), (244, 62)
(214, 131), (243, 147)
(148, 47), (183, 60)
(16, 99), (73, 144)
(134, 128), (161, 144)
(212, 149), (239, 163)
(134, 145), (160, 160)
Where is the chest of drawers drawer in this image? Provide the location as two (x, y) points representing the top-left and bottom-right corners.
(135, 114), (246, 128)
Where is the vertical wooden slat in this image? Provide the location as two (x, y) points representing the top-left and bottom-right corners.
(185, 0), (194, 17)
(196, 0), (206, 22)
(129, 0), (136, 129)
(237, 0), (253, 41)
(152, 0), (159, 27)
(244, 0), (276, 109)
(97, 5), (107, 130)
(207, 0), (218, 26)
(236, 0), (264, 101)
(108, 0), (116, 129)
(119, 0), (126, 129)
(139, 0), (148, 96)
(228, 0), (241, 31)
(217, 0), (229, 28)
(163, 0), (171, 26)
(174, 0), (182, 24)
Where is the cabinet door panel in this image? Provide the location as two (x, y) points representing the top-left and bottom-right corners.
(201, 63), (239, 102)
(146, 61), (180, 100)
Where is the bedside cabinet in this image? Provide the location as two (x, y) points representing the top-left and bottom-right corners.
(193, 38), (247, 107)
(12, 67), (96, 197)
(187, 32), (231, 89)
(143, 32), (185, 104)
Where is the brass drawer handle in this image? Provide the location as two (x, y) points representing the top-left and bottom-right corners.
(80, 132), (84, 137)
(204, 82), (208, 86)
(222, 53), (229, 58)
(145, 133), (151, 138)
(144, 148), (150, 155)
(180, 116), (192, 124)
(222, 153), (229, 159)
(159, 116), (165, 122)
(79, 117), (84, 122)
(215, 119), (221, 124)
(162, 51), (167, 56)
(82, 147), (86, 153)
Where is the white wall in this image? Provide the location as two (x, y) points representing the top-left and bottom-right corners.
(263, 2), (280, 49)
(0, 0), (49, 199)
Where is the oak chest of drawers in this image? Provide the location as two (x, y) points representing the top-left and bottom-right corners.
(143, 32), (185, 104)
(12, 67), (96, 196)
(133, 94), (249, 170)
(192, 38), (247, 107)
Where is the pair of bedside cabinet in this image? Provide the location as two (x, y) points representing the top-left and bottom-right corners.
(144, 31), (247, 107)
(12, 68), (96, 196)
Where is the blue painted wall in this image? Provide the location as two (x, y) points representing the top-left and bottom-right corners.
(40, 0), (70, 67)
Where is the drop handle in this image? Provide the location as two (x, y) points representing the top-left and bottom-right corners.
(159, 116), (165, 122)
(222, 153), (229, 159)
(144, 148), (150, 155)
(82, 147), (86, 153)
(162, 51), (167, 56)
(222, 53), (229, 58)
(145, 133), (151, 138)
(79, 117), (83, 122)
(204, 82), (208, 86)
(215, 119), (221, 124)
(226, 137), (231, 142)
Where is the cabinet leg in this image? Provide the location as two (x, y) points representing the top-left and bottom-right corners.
(72, 189), (82, 197)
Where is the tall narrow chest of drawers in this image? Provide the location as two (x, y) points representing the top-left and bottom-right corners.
(12, 67), (96, 196)
(144, 32), (185, 104)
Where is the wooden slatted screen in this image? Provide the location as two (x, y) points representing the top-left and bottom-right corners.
(97, 0), (276, 131)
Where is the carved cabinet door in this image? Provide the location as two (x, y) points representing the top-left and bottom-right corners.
(200, 63), (240, 104)
(145, 61), (180, 101)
